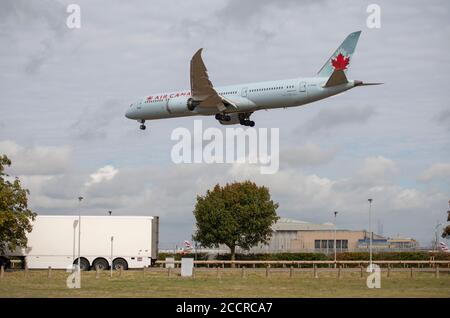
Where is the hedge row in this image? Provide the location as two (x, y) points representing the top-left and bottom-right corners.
(158, 251), (450, 261)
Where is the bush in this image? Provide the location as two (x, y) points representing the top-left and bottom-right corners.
(158, 251), (450, 262)
(337, 251), (450, 261)
(216, 253), (328, 261)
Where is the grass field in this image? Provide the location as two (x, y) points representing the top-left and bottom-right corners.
(0, 268), (449, 298)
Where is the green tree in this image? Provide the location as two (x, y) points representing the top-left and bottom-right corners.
(442, 208), (450, 239)
(0, 155), (36, 255)
(193, 181), (279, 262)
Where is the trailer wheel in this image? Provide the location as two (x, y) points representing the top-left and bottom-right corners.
(0, 257), (10, 269)
(73, 257), (90, 271)
(92, 258), (109, 270)
(112, 258), (128, 270)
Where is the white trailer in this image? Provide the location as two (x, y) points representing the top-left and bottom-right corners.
(1, 215), (159, 270)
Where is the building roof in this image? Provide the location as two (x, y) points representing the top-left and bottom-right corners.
(273, 217), (336, 231)
(388, 237), (417, 242)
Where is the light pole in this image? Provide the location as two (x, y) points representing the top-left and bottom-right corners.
(77, 196), (83, 280)
(334, 211), (338, 268)
(72, 219), (79, 263)
(368, 198), (373, 270)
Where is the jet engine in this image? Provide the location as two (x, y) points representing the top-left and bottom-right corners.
(166, 97), (200, 114)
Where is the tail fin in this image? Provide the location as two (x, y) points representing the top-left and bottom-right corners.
(317, 31), (361, 78)
(439, 242), (450, 253)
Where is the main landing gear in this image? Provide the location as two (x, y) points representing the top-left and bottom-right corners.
(215, 113), (231, 122)
(214, 112), (255, 127)
(139, 119), (146, 130)
(239, 113), (255, 127)
(240, 119), (255, 127)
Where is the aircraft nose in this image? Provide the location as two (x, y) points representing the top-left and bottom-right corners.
(125, 107), (133, 119)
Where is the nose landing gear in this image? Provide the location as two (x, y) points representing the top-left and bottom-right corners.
(139, 120), (146, 130)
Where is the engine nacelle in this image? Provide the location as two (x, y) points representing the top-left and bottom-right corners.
(219, 113), (241, 125)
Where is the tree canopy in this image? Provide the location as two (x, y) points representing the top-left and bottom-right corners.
(192, 181), (279, 261)
(442, 209), (450, 239)
(0, 155), (36, 255)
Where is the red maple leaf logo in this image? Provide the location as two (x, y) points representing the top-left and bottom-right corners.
(331, 53), (350, 70)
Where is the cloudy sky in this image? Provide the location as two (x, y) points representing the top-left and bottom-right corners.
(0, 0), (449, 247)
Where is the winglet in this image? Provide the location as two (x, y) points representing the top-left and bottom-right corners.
(354, 80), (384, 86)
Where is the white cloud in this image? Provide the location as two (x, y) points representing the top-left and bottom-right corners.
(357, 156), (399, 182)
(0, 140), (71, 176)
(280, 143), (337, 167)
(12, 155), (446, 244)
(84, 165), (118, 187)
(419, 163), (450, 182)
(303, 105), (375, 134)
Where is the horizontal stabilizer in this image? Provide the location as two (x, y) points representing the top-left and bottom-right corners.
(323, 69), (348, 87)
(354, 81), (383, 86)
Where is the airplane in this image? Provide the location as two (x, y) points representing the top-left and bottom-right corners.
(125, 31), (381, 130)
(439, 241), (450, 253)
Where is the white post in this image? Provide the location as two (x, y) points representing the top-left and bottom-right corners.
(334, 211), (338, 268)
(110, 236), (114, 277)
(368, 198), (373, 270)
(77, 196), (83, 284)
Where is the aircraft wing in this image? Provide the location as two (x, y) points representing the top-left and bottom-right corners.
(190, 48), (236, 111)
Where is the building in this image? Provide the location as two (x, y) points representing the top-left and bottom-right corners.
(386, 237), (418, 250)
(234, 217), (418, 254)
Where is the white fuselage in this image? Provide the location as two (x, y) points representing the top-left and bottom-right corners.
(125, 77), (356, 122)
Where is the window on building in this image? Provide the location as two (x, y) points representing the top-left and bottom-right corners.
(342, 240), (348, 249)
(315, 240), (320, 249)
(328, 240), (334, 249)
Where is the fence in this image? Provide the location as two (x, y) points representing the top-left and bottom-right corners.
(1, 260), (449, 281)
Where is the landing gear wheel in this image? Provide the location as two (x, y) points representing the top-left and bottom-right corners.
(240, 120), (255, 127)
(138, 119), (146, 130)
(215, 113), (231, 122)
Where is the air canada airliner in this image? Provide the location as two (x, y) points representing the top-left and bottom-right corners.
(125, 31), (381, 130)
